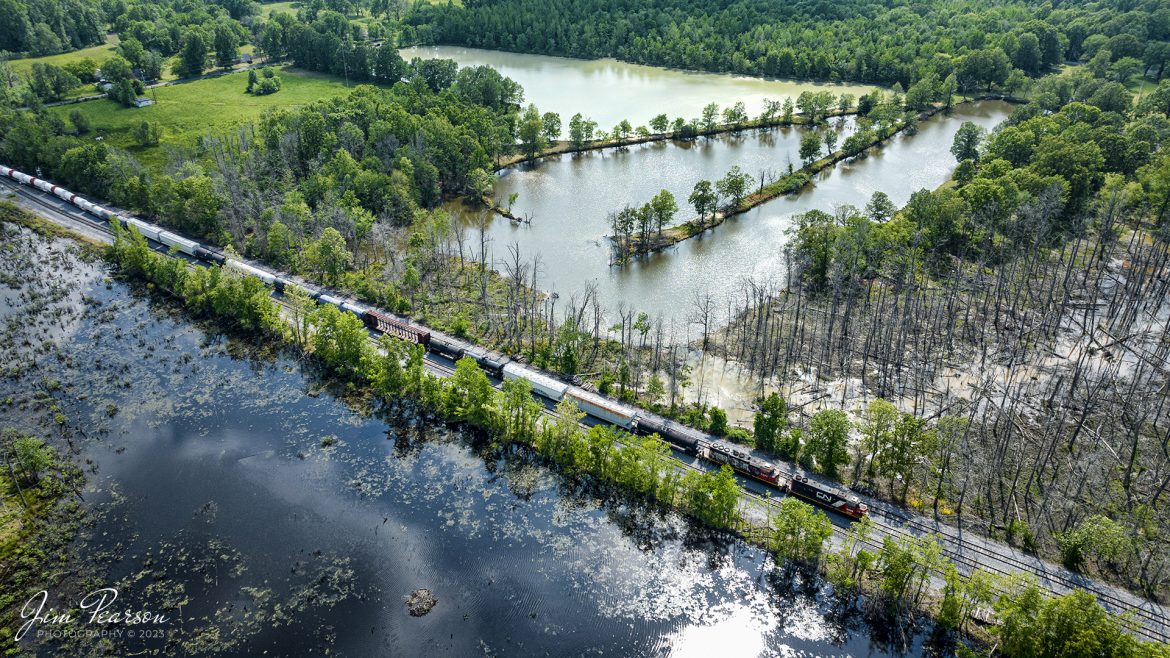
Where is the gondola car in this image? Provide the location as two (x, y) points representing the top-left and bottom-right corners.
(363, 309), (430, 346)
(787, 476), (869, 519)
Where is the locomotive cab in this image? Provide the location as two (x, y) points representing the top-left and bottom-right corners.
(847, 495), (869, 517)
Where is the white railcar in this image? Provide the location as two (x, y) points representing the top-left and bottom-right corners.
(503, 362), (568, 402)
(341, 300), (367, 316)
(125, 216), (160, 242)
(564, 388), (638, 429)
(225, 259), (276, 285)
(157, 231), (200, 256)
(52, 186), (74, 203)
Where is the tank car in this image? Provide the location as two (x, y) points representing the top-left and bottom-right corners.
(76, 199), (97, 216)
(462, 345), (508, 376)
(478, 350), (509, 376)
(51, 185), (75, 203)
(427, 331), (469, 360)
(192, 246), (227, 265)
(659, 419), (707, 454)
(340, 300), (367, 317)
(633, 411), (667, 437)
(317, 293), (344, 308)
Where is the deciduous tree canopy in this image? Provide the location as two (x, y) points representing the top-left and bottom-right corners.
(408, 0), (1170, 88)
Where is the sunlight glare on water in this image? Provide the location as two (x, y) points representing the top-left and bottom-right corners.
(669, 605), (770, 658)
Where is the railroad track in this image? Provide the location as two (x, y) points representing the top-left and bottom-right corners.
(728, 483), (1169, 642)
(873, 509), (1169, 641)
(7, 178), (1169, 644)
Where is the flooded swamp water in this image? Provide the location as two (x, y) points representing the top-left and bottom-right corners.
(0, 225), (947, 655)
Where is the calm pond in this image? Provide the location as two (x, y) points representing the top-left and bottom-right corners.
(448, 101), (1011, 320)
(400, 45), (878, 129)
(404, 47), (1009, 321)
(0, 229), (943, 656)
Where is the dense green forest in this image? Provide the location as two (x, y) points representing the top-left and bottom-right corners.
(1, 62), (519, 244)
(5, 0), (1169, 106)
(792, 71), (1170, 287)
(0, 0), (105, 55)
(410, 0), (1170, 88)
(4, 0), (1169, 105)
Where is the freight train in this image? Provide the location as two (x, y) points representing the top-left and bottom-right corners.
(1, 164), (869, 520)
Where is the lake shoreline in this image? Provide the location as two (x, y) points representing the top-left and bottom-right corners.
(614, 95), (1026, 259)
(490, 109), (857, 172)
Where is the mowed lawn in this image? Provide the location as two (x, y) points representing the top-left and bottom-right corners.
(8, 35), (121, 77)
(1127, 75), (1163, 99)
(260, 1), (301, 18)
(9, 34), (190, 85)
(51, 67), (352, 169)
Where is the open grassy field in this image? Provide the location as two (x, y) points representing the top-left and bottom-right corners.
(8, 34), (120, 77)
(1126, 75), (1163, 100)
(259, 0), (393, 30)
(9, 37), (265, 90)
(260, 0), (301, 18)
(1060, 62), (1163, 104)
(50, 66), (352, 169)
